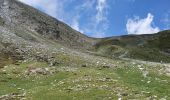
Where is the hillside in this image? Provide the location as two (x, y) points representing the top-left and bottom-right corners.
(94, 30), (170, 63)
(0, 0), (170, 100)
(0, 0), (94, 49)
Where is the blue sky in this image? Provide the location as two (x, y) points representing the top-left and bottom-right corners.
(19, 0), (170, 37)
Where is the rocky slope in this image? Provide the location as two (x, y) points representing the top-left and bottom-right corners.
(0, 0), (94, 50)
(0, 0), (97, 66)
(0, 0), (170, 100)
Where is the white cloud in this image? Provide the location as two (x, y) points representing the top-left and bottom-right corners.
(73, 0), (109, 37)
(96, 0), (108, 23)
(86, 0), (109, 37)
(71, 17), (84, 33)
(18, 0), (64, 20)
(79, 0), (95, 11)
(126, 13), (160, 35)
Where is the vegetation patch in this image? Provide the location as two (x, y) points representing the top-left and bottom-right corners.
(0, 17), (4, 25)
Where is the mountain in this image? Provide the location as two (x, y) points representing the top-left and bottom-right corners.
(0, 0), (170, 100)
(94, 30), (170, 63)
(0, 0), (94, 49)
(0, 0), (96, 65)
(1, 0), (170, 63)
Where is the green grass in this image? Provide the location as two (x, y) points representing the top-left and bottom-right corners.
(115, 66), (170, 99)
(93, 30), (170, 63)
(0, 54), (14, 68)
(0, 45), (170, 100)
(0, 17), (4, 25)
(128, 47), (170, 63)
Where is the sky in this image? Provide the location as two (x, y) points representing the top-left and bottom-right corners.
(18, 0), (170, 38)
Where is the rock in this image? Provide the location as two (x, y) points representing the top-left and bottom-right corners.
(17, 88), (22, 90)
(0, 92), (25, 100)
(142, 70), (149, 78)
(147, 81), (151, 83)
(49, 61), (60, 66)
(26, 67), (50, 75)
(4, 66), (8, 68)
(118, 97), (122, 100)
(36, 68), (47, 75)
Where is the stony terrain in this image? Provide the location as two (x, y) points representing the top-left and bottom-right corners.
(0, 0), (170, 100)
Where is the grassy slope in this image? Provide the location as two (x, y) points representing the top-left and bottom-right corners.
(0, 47), (170, 100)
(94, 30), (170, 63)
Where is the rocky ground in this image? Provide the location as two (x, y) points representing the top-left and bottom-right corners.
(0, 43), (170, 100)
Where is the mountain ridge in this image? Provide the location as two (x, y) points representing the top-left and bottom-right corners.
(0, 0), (95, 49)
(94, 30), (170, 63)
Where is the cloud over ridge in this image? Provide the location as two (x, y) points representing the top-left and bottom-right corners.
(126, 13), (160, 34)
